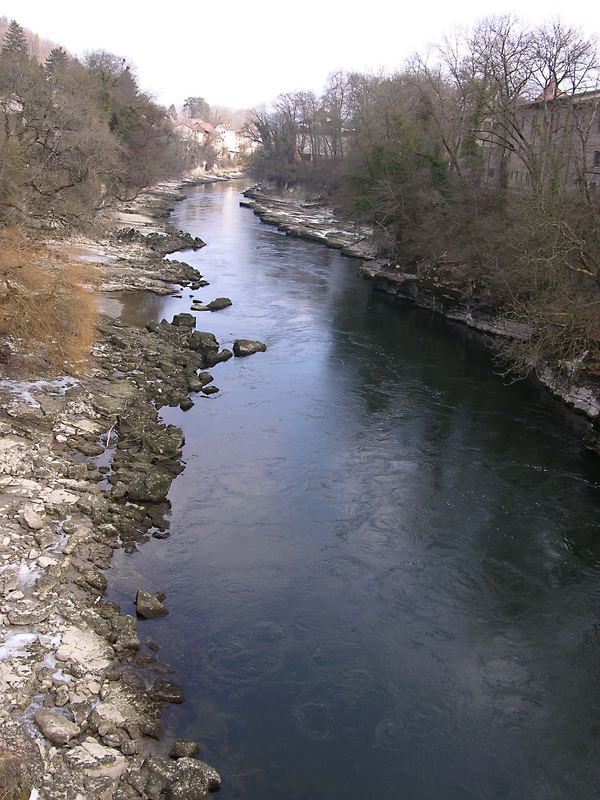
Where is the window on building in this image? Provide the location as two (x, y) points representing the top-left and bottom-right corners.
(594, 151), (600, 168)
(488, 168), (495, 178)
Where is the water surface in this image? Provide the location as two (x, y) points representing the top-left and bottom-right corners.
(110, 181), (600, 800)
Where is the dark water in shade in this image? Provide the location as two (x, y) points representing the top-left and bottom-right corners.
(109, 181), (600, 800)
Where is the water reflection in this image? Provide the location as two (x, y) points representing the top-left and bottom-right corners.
(109, 181), (600, 800)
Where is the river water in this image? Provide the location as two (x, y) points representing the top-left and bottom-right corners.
(109, 181), (600, 800)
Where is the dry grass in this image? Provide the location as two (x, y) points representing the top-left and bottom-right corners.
(0, 228), (98, 374)
(0, 749), (30, 800)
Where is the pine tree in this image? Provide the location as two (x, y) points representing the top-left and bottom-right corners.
(45, 46), (69, 78)
(2, 20), (28, 57)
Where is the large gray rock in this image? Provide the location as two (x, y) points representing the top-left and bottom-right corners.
(144, 425), (185, 459)
(170, 757), (222, 797)
(203, 349), (232, 368)
(136, 591), (169, 619)
(111, 615), (140, 654)
(189, 331), (219, 353)
(34, 710), (80, 745)
(140, 754), (221, 798)
(7, 602), (51, 626)
(233, 339), (267, 357)
(126, 469), (172, 503)
(172, 313), (196, 328)
(206, 297), (232, 311)
(169, 740), (199, 759)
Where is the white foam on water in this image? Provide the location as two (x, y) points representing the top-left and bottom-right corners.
(0, 378), (78, 408)
(0, 631), (38, 660)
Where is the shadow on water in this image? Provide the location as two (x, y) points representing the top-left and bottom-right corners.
(109, 181), (600, 800)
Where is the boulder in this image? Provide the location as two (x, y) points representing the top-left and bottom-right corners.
(189, 331), (219, 353)
(144, 425), (185, 459)
(56, 626), (113, 671)
(126, 469), (172, 503)
(170, 758), (221, 797)
(169, 741), (199, 760)
(110, 615), (140, 654)
(233, 339), (267, 357)
(201, 385), (219, 396)
(198, 371), (213, 386)
(140, 755), (220, 798)
(34, 710), (80, 745)
(203, 349), (232, 368)
(172, 313), (196, 328)
(135, 591), (169, 619)
(7, 602), (51, 626)
(21, 506), (45, 530)
(206, 297), (232, 311)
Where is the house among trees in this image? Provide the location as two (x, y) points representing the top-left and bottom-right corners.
(479, 85), (600, 194)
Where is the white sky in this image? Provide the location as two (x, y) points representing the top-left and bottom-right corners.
(3, 0), (600, 109)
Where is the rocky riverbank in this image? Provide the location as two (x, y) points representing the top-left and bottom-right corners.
(240, 186), (600, 454)
(0, 175), (265, 799)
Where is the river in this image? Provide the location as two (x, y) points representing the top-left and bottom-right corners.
(109, 180), (600, 800)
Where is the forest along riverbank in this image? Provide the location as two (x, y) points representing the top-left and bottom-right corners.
(0, 175), (261, 799)
(241, 186), (600, 454)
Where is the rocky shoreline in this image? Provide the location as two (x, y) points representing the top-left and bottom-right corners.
(240, 187), (600, 454)
(0, 174), (264, 799)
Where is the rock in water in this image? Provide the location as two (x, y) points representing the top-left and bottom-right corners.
(125, 469), (172, 503)
(34, 710), (80, 745)
(172, 313), (196, 328)
(169, 740), (200, 759)
(170, 758), (222, 797)
(151, 680), (184, 704)
(206, 297), (232, 311)
(135, 591), (169, 619)
(233, 339), (267, 357)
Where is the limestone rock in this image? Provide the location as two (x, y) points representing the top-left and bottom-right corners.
(125, 470), (172, 504)
(34, 710), (79, 745)
(7, 602), (50, 626)
(189, 331), (219, 354)
(21, 506), (45, 530)
(56, 626), (112, 671)
(233, 339), (267, 357)
(64, 737), (127, 779)
(206, 297), (232, 311)
(172, 313), (196, 328)
(135, 591), (169, 619)
(169, 740), (199, 759)
(170, 757), (222, 797)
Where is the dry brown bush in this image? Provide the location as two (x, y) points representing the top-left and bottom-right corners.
(0, 228), (97, 374)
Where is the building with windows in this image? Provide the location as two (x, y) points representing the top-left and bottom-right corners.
(479, 88), (600, 193)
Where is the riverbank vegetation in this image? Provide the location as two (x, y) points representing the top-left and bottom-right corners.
(0, 19), (192, 372)
(246, 17), (600, 385)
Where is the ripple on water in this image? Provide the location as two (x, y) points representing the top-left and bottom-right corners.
(202, 621), (288, 686)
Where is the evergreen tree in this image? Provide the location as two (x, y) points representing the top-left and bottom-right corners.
(2, 20), (28, 57)
(45, 46), (69, 78)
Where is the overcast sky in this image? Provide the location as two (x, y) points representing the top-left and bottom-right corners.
(3, 0), (600, 109)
